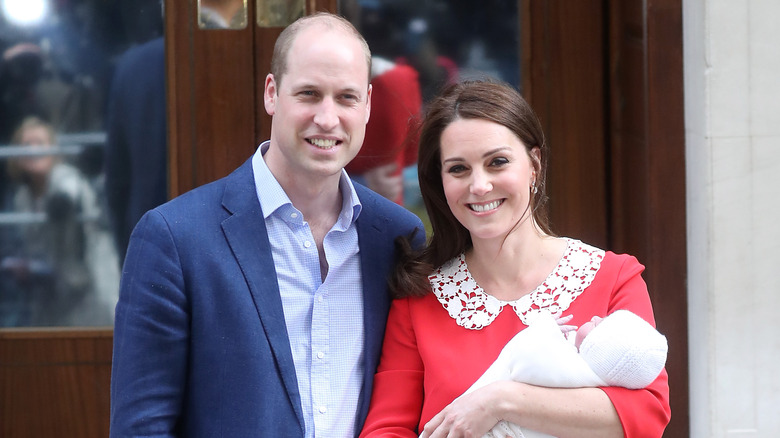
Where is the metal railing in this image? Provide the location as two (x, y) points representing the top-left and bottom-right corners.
(0, 211), (101, 226)
(0, 131), (107, 159)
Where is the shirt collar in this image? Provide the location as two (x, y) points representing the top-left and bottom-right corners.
(251, 141), (362, 224)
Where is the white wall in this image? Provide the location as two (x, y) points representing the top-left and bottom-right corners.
(684, 0), (780, 436)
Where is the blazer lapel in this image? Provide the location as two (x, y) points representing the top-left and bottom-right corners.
(357, 212), (392, 354)
(353, 187), (395, 433)
(220, 160), (305, 431)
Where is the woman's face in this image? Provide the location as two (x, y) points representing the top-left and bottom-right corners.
(439, 118), (537, 242)
(16, 125), (55, 177)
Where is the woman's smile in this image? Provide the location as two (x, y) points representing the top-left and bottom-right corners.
(468, 199), (504, 213)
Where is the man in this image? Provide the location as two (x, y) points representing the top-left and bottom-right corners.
(110, 12), (424, 437)
(104, 37), (167, 263)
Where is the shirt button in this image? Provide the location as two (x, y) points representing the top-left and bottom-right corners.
(317, 351), (325, 359)
(318, 406), (327, 414)
(304, 241), (312, 248)
(290, 212), (298, 219)
(317, 295), (324, 303)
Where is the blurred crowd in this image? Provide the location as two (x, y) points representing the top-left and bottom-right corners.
(0, 0), (518, 327)
(0, 0), (162, 326)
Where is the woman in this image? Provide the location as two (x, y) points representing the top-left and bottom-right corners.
(360, 80), (670, 437)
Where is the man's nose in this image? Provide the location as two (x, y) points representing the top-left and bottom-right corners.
(313, 98), (339, 130)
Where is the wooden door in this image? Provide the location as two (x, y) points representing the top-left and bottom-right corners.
(607, 2), (689, 435)
(0, 329), (113, 438)
(524, 1), (689, 437)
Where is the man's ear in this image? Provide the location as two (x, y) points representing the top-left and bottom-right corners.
(264, 74), (277, 116)
(365, 83), (373, 124)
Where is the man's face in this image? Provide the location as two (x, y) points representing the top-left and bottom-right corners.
(263, 25), (372, 185)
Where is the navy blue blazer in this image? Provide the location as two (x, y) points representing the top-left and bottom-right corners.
(110, 159), (424, 437)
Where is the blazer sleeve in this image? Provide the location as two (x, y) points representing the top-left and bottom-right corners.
(600, 255), (672, 438)
(110, 210), (189, 438)
(360, 298), (425, 438)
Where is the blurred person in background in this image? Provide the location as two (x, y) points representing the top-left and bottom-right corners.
(0, 116), (117, 326)
(346, 55), (422, 205)
(104, 37), (167, 263)
(342, 1), (424, 206)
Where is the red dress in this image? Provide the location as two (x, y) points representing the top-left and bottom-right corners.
(360, 239), (671, 437)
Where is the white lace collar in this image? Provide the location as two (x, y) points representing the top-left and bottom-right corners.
(428, 238), (605, 330)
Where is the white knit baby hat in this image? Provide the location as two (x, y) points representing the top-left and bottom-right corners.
(578, 309), (668, 389)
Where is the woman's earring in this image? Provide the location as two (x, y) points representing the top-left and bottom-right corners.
(531, 180), (538, 194)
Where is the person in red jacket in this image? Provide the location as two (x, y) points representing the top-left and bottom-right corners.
(346, 56), (422, 205)
(360, 80), (671, 438)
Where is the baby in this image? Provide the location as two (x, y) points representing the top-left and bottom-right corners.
(463, 310), (668, 438)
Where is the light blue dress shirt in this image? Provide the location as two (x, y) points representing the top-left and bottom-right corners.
(252, 142), (365, 437)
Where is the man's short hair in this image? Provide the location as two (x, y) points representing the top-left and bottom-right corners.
(270, 12), (371, 87)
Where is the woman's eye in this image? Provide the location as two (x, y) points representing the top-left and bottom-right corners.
(490, 157), (509, 167)
(447, 164), (466, 174)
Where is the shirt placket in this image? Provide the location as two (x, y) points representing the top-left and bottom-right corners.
(310, 233), (330, 434)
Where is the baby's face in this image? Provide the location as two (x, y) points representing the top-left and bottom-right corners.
(575, 315), (604, 350)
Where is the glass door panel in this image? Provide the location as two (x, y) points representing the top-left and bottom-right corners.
(0, 0), (165, 327)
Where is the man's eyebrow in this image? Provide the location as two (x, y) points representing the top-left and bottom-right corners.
(339, 86), (366, 98)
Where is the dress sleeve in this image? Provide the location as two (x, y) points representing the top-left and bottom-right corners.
(600, 254), (672, 438)
(360, 298), (425, 438)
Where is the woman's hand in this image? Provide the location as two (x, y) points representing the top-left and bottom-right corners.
(419, 382), (505, 438)
(421, 381), (624, 438)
